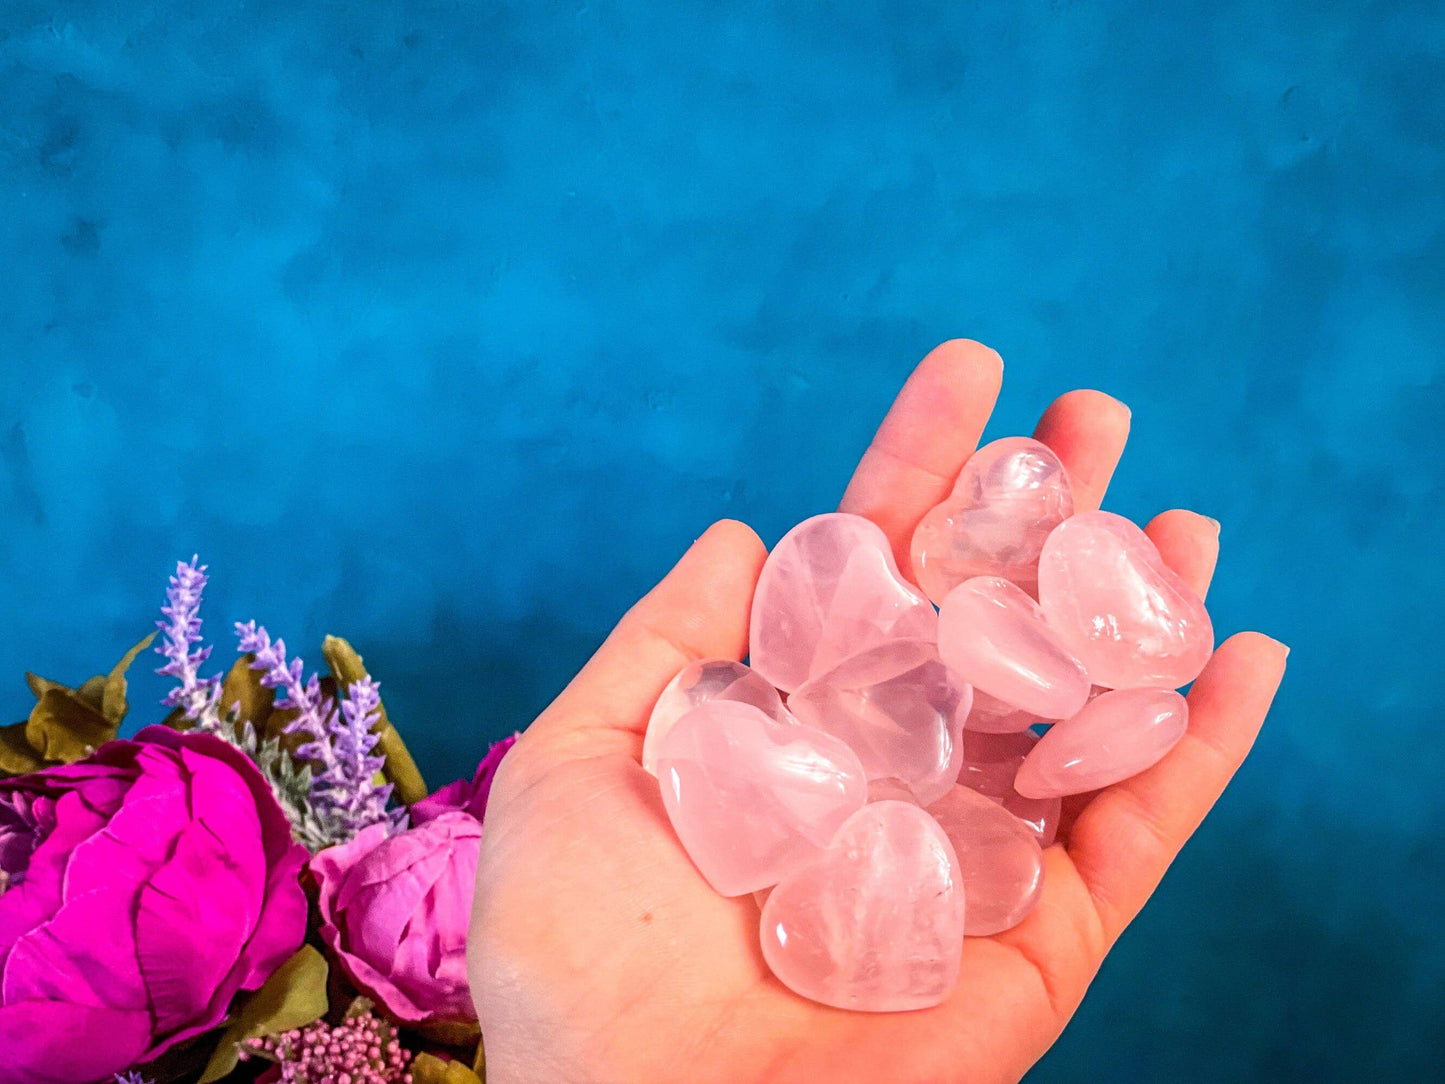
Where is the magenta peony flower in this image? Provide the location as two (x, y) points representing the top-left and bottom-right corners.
(0, 727), (309, 1084)
(311, 811), (481, 1025)
(410, 734), (516, 826)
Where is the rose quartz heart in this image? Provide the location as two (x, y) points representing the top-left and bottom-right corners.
(927, 784), (1044, 935)
(937, 576), (1091, 720)
(959, 730), (1061, 846)
(642, 659), (794, 776)
(788, 639), (971, 807)
(1037, 511), (1214, 689)
(750, 513), (938, 693)
(760, 801), (965, 1011)
(910, 437), (1074, 602)
(656, 700), (867, 897)
(1014, 687), (1189, 798)
(965, 687), (1038, 734)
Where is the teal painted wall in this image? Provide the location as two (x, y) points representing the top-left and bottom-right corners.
(2, 2), (1441, 1077)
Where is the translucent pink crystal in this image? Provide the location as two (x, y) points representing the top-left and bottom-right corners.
(750, 513), (938, 693)
(865, 777), (920, 803)
(927, 784), (1044, 935)
(642, 658), (793, 776)
(1014, 687), (1189, 798)
(965, 687), (1038, 734)
(788, 639), (971, 807)
(1037, 511), (1214, 689)
(959, 730), (1061, 846)
(910, 437), (1074, 603)
(654, 483), (1221, 1011)
(937, 576), (1091, 720)
(656, 700), (867, 897)
(760, 801), (964, 1011)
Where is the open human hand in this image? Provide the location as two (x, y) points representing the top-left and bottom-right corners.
(467, 340), (1289, 1084)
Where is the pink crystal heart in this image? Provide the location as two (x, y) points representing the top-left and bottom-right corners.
(959, 730), (1061, 846)
(1037, 511), (1214, 689)
(750, 513), (938, 693)
(927, 784), (1044, 936)
(910, 437), (1074, 603)
(937, 576), (1091, 720)
(1014, 687), (1189, 798)
(656, 700), (868, 897)
(788, 639), (971, 807)
(760, 801), (965, 1011)
(642, 658), (794, 776)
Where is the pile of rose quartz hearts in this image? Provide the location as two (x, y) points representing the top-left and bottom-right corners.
(643, 437), (1214, 1012)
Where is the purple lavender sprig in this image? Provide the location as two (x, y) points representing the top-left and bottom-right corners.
(333, 677), (408, 831)
(153, 557), (401, 848)
(114, 1072), (153, 1084)
(235, 622), (397, 840)
(154, 556), (224, 730)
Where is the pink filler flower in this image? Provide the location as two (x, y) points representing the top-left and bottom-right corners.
(0, 728), (309, 1084)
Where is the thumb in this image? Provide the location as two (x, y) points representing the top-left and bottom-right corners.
(523, 519), (768, 757)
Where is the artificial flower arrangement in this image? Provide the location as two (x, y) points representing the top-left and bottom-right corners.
(0, 558), (516, 1084)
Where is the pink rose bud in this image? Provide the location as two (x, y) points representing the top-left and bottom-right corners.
(409, 734), (516, 826)
(310, 811), (482, 1024)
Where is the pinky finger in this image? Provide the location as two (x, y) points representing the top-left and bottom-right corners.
(1064, 632), (1289, 946)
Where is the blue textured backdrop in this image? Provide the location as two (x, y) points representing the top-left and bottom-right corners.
(2, 1), (1441, 1079)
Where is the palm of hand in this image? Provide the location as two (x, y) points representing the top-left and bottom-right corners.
(469, 342), (1287, 1084)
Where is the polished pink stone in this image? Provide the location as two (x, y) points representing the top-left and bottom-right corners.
(1037, 511), (1214, 689)
(760, 801), (965, 1011)
(937, 576), (1091, 720)
(866, 777), (921, 804)
(965, 687), (1038, 734)
(959, 730), (1061, 846)
(656, 700), (868, 897)
(910, 437), (1074, 603)
(642, 658), (793, 776)
(750, 513), (938, 693)
(788, 640), (970, 807)
(927, 784), (1044, 936)
(963, 730), (1041, 761)
(1015, 687), (1189, 798)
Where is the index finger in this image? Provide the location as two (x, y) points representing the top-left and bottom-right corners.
(838, 339), (1003, 576)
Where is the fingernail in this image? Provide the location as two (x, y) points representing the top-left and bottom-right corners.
(1204, 516), (1221, 535)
